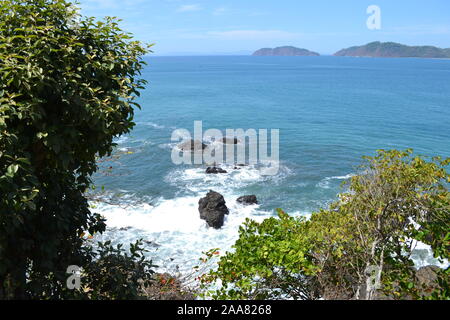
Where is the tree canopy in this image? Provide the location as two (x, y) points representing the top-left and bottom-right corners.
(0, 0), (150, 298)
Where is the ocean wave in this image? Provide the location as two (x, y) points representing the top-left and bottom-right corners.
(158, 142), (178, 150)
(91, 193), (272, 274)
(328, 173), (356, 180)
(410, 240), (449, 269)
(165, 162), (292, 194)
(113, 135), (130, 145)
(316, 173), (355, 189)
(138, 121), (166, 129)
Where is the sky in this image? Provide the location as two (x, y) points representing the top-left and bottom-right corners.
(77, 0), (450, 55)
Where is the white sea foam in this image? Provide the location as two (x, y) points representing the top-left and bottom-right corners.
(317, 173), (355, 189)
(158, 142), (178, 150)
(93, 191), (271, 274)
(113, 135), (130, 145)
(165, 163), (291, 195)
(133, 139), (153, 146)
(329, 173), (356, 180)
(137, 121), (166, 129)
(409, 239), (449, 269)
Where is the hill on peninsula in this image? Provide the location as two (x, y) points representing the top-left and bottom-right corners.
(253, 46), (320, 56)
(334, 41), (450, 58)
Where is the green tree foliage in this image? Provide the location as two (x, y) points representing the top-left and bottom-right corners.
(201, 150), (450, 300)
(199, 213), (320, 300)
(0, 0), (150, 298)
(75, 240), (156, 300)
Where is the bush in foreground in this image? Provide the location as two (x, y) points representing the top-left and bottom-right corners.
(200, 150), (450, 300)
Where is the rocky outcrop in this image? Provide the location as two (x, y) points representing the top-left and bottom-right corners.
(199, 190), (229, 229)
(178, 139), (207, 152)
(237, 195), (258, 205)
(415, 265), (440, 295)
(370, 265), (441, 300)
(206, 167), (228, 174)
(142, 273), (195, 300)
(319, 265), (442, 300)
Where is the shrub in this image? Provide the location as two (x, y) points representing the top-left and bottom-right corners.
(201, 150), (450, 300)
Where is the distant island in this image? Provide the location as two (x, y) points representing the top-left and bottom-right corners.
(334, 41), (450, 58)
(253, 46), (320, 56)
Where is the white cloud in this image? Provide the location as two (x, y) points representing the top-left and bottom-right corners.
(177, 4), (202, 13)
(213, 7), (227, 16)
(206, 30), (303, 40)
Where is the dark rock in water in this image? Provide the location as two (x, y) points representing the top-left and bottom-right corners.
(199, 190), (229, 229)
(206, 166), (228, 174)
(222, 137), (240, 144)
(178, 139), (207, 152)
(237, 195), (258, 205)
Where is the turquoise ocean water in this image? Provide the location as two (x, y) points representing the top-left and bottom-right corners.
(92, 56), (450, 273)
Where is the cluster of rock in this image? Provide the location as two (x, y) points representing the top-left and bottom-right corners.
(178, 139), (247, 175)
(198, 190), (258, 229)
(178, 140), (259, 229)
(236, 195), (258, 205)
(177, 137), (239, 153)
(206, 167), (227, 174)
(222, 137), (240, 144)
(205, 164), (247, 174)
